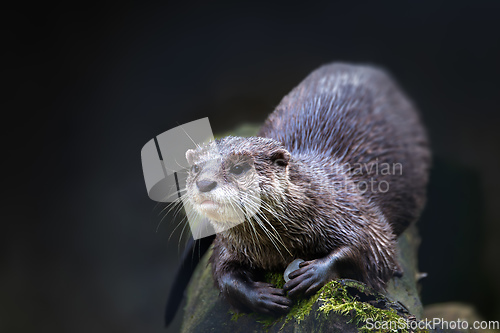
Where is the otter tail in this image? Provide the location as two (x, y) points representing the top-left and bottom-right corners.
(164, 234), (215, 327)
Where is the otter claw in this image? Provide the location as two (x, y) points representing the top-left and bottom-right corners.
(283, 258), (337, 299)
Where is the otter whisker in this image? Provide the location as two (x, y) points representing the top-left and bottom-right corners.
(177, 214), (192, 254)
(240, 196), (287, 258)
(236, 190), (291, 255)
(159, 186), (187, 205)
(252, 205), (292, 257)
(244, 192), (291, 238)
(241, 200), (264, 254)
(238, 204), (261, 253)
(156, 201), (184, 233)
(226, 189), (262, 254)
(250, 211), (286, 260)
(177, 122), (203, 151)
(167, 198), (203, 243)
(158, 191), (187, 216)
(167, 208), (190, 242)
(255, 198), (289, 230)
(152, 185), (184, 212)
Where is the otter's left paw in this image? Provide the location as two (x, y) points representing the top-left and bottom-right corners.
(283, 258), (338, 299)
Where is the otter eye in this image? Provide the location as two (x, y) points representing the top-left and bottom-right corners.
(191, 165), (200, 173)
(230, 164), (244, 175)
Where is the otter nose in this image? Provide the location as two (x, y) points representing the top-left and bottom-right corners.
(196, 180), (217, 193)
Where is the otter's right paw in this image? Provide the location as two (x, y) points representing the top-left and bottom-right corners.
(225, 280), (292, 315)
(243, 281), (292, 315)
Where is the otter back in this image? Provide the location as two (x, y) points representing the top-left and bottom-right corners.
(258, 63), (430, 235)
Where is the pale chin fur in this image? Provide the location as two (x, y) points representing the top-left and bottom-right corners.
(193, 197), (246, 232)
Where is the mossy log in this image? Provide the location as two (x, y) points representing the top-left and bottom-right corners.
(179, 225), (448, 333)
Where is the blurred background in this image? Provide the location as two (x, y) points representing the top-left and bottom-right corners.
(3, 1), (500, 332)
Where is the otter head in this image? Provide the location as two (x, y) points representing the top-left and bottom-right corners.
(184, 136), (290, 233)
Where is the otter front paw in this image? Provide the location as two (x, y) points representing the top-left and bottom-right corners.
(283, 258), (338, 299)
(247, 282), (293, 315)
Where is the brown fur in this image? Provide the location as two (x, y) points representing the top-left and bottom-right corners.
(187, 63), (430, 308)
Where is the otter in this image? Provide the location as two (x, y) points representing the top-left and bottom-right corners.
(177, 63), (430, 317)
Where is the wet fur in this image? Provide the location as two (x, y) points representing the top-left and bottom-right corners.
(189, 63), (430, 313)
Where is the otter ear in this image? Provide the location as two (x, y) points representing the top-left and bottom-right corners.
(185, 149), (196, 165)
(271, 149), (290, 167)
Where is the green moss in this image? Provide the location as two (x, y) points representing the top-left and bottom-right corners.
(317, 280), (427, 332)
(318, 281), (400, 332)
(229, 310), (246, 322)
(229, 274), (427, 332)
(283, 291), (321, 325)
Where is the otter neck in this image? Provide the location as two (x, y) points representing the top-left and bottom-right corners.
(221, 155), (331, 253)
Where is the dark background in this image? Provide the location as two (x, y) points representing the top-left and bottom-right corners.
(3, 1), (500, 332)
